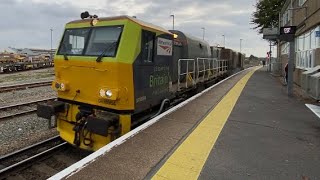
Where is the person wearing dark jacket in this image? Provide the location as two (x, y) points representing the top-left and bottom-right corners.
(284, 63), (288, 83)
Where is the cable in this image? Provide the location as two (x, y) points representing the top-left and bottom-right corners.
(151, 99), (170, 119)
(72, 90), (80, 101)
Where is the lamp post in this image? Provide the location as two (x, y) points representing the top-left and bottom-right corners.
(50, 28), (53, 60)
(201, 27), (205, 40)
(240, 38), (243, 53)
(170, 14), (174, 30)
(222, 34), (225, 47)
(50, 28), (53, 50)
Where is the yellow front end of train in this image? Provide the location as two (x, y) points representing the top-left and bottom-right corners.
(37, 15), (173, 151)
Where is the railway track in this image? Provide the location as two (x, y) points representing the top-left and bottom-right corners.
(0, 136), (88, 180)
(0, 97), (56, 121)
(0, 80), (52, 93)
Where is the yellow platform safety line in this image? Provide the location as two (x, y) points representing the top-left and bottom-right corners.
(152, 67), (260, 180)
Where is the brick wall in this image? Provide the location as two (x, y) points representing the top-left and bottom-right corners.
(293, 0), (320, 35)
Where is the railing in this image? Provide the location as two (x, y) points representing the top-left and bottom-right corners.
(196, 58), (219, 82)
(218, 59), (228, 75)
(178, 59), (196, 90)
(178, 57), (230, 91)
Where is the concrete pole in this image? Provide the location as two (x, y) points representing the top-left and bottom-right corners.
(269, 41), (272, 72)
(50, 28), (53, 50)
(50, 28), (53, 60)
(170, 15), (174, 30)
(287, 41), (294, 96)
(222, 35), (225, 47)
(201, 27), (205, 40)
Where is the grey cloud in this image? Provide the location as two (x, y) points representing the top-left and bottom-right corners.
(0, 0), (268, 56)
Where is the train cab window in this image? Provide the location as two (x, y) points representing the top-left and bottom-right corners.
(58, 28), (90, 55)
(85, 26), (122, 57)
(58, 26), (123, 57)
(142, 30), (155, 63)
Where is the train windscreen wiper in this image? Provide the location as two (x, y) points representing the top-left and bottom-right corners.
(96, 42), (118, 62)
(63, 53), (69, 60)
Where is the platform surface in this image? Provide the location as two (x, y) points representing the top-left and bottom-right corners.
(198, 68), (320, 179)
(53, 67), (320, 180)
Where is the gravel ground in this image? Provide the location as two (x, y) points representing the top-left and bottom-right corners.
(0, 86), (56, 107)
(0, 113), (58, 156)
(0, 68), (54, 86)
(0, 68), (58, 156)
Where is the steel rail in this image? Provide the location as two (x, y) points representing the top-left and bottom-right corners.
(0, 97), (56, 120)
(0, 97), (55, 110)
(0, 136), (66, 176)
(0, 80), (52, 93)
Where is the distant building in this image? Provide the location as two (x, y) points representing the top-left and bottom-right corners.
(279, 0), (320, 86)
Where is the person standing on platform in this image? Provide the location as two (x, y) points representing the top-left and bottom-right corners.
(284, 63), (288, 85)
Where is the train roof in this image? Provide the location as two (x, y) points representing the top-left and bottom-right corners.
(67, 15), (172, 35)
(170, 30), (209, 45)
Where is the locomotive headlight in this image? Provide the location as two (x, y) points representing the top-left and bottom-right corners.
(52, 81), (69, 92)
(54, 82), (60, 89)
(105, 90), (112, 97)
(60, 83), (65, 90)
(99, 89), (106, 97)
(99, 88), (119, 100)
(91, 18), (99, 26)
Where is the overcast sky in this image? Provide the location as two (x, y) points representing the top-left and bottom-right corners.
(0, 0), (275, 57)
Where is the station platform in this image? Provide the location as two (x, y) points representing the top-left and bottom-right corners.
(50, 67), (320, 180)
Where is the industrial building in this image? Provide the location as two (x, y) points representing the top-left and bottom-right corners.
(6, 47), (55, 57)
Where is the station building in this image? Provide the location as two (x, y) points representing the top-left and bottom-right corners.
(279, 0), (320, 87)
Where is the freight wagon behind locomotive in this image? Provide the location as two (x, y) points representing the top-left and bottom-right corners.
(219, 48), (244, 73)
(37, 13), (244, 151)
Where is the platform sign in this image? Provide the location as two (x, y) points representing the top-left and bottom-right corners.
(280, 26), (296, 35)
(279, 26), (297, 42)
(263, 28), (279, 40)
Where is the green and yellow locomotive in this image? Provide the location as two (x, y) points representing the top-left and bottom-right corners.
(37, 12), (243, 151)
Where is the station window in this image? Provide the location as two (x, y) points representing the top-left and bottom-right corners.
(281, 43), (289, 55)
(141, 30), (155, 63)
(282, 7), (290, 26)
(295, 26), (320, 69)
(298, 0), (306, 6)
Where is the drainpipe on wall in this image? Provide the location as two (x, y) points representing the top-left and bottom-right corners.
(290, 0), (293, 26)
(278, 12), (281, 63)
